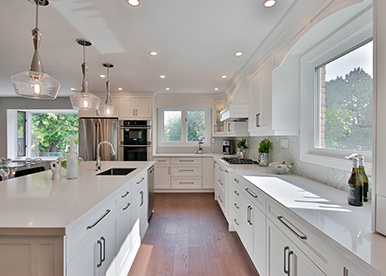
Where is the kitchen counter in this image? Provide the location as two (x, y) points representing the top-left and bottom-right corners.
(0, 161), (154, 236)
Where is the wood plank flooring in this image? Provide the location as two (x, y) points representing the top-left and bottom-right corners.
(128, 193), (260, 276)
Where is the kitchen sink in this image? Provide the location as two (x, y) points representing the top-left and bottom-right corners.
(96, 168), (136, 176)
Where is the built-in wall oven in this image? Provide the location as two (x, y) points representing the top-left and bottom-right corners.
(119, 120), (152, 161)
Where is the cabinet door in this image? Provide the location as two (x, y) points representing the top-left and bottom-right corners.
(203, 158), (214, 189)
(116, 199), (133, 273)
(225, 121), (235, 135)
(267, 219), (289, 276)
(154, 165), (171, 189)
(100, 220), (116, 276)
(253, 204), (266, 276)
(136, 98), (152, 118)
(249, 70), (262, 133)
(119, 99), (136, 118)
(242, 203), (254, 257)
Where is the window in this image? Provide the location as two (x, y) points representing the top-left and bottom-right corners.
(7, 110), (78, 159)
(158, 105), (211, 147)
(314, 40), (373, 153)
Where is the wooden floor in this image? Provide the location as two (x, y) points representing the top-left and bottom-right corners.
(128, 193), (260, 276)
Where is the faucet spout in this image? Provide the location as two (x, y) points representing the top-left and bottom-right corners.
(96, 141), (116, 171)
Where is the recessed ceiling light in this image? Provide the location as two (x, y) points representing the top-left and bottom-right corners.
(214, 88), (219, 91)
(70, 87), (76, 91)
(118, 87), (123, 91)
(128, 0), (140, 7)
(149, 51), (158, 56)
(100, 74), (106, 78)
(221, 75), (227, 79)
(160, 75), (166, 79)
(263, 0), (276, 8)
(165, 88), (170, 91)
(234, 52), (243, 57)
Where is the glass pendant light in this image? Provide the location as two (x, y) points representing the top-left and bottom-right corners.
(70, 39), (101, 110)
(11, 0), (60, 100)
(98, 63), (119, 117)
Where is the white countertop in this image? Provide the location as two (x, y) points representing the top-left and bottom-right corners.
(0, 161), (153, 235)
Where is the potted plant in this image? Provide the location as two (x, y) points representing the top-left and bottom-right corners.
(258, 138), (272, 166)
(236, 138), (248, 159)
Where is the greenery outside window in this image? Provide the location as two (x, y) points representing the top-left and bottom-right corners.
(158, 105), (211, 147)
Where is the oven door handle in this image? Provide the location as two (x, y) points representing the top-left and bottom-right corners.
(119, 145), (151, 148)
(120, 126), (151, 129)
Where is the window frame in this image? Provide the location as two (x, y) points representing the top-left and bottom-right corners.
(157, 104), (211, 148)
(300, 12), (373, 172)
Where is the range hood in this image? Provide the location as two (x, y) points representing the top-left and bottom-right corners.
(220, 78), (249, 122)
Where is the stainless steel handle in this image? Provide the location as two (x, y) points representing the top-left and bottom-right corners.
(234, 190), (239, 196)
(137, 177), (145, 184)
(214, 124), (216, 133)
(121, 191), (130, 198)
(123, 202), (131, 210)
(284, 246), (289, 275)
(97, 240), (103, 267)
(158, 160), (167, 162)
(228, 123), (231, 132)
(136, 109), (138, 116)
(140, 191), (144, 206)
(87, 209), (111, 230)
(247, 205), (252, 225)
(168, 167), (170, 174)
(343, 267), (349, 276)
(234, 219), (239, 226)
(234, 178), (239, 183)
(218, 167), (223, 171)
(288, 250), (293, 276)
(180, 182), (194, 184)
(277, 216), (307, 240)
(218, 179), (223, 186)
(218, 195), (223, 203)
(101, 236), (106, 263)
(179, 169), (194, 172)
(179, 160), (194, 162)
(225, 170), (229, 173)
(234, 203), (239, 209)
(256, 113), (260, 127)
(133, 109), (135, 116)
(245, 188), (258, 198)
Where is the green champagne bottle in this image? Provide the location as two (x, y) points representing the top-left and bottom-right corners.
(347, 157), (363, 207)
(358, 156), (369, 202)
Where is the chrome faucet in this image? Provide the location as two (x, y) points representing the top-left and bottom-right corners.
(96, 141), (116, 171)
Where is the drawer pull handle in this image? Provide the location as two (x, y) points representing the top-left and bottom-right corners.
(225, 170), (229, 173)
(179, 169), (194, 172)
(234, 178), (239, 183)
(234, 203), (239, 209)
(123, 203), (131, 210)
(218, 195), (223, 203)
(277, 216), (307, 240)
(137, 177), (145, 184)
(245, 188), (258, 198)
(179, 160), (194, 162)
(218, 167), (223, 171)
(97, 240), (103, 267)
(158, 160), (167, 162)
(234, 190), (239, 196)
(180, 182), (194, 184)
(234, 219), (239, 226)
(218, 179), (223, 186)
(87, 209), (111, 230)
(284, 246), (289, 274)
(121, 191), (130, 198)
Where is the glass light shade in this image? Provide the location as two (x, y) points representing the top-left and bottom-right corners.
(11, 71), (60, 100)
(98, 103), (119, 117)
(70, 92), (100, 110)
(264, 0), (276, 8)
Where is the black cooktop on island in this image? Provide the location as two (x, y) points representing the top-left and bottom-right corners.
(221, 157), (258, 165)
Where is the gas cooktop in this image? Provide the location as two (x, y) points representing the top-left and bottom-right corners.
(220, 157), (258, 165)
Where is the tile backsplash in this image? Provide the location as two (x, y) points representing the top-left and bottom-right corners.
(157, 135), (356, 192)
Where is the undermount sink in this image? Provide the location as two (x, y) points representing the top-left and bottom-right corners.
(96, 168), (136, 176)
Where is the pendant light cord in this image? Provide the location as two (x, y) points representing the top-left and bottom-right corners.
(83, 44), (86, 63)
(35, 0), (39, 29)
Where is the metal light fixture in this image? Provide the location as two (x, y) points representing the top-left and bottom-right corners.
(263, 0), (276, 8)
(11, 0), (60, 100)
(70, 39), (101, 110)
(98, 63), (119, 117)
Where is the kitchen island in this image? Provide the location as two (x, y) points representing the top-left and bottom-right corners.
(0, 161), (153, 276)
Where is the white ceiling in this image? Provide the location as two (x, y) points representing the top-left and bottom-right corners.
(0, 0), (295, 97)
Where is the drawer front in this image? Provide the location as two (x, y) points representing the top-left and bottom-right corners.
(66, 199), (116, 262)
(171, 165), (202, 176)
(216, 176), (226, 194)
(230, 192), (243, 218)
(233, 175), (266, 212)
(267, 197), (330, 273)
(171, 158), (202, 165)
(154, 158), (171, 165)
(116, 181), (133, 207)
(133, 170), (147, 187)
(230, 205), (243, 236)
(217, 186), (226, 215)
(171, 177), (202, 189)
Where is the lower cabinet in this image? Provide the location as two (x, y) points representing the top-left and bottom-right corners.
(267, 219), (325, 276)
(133, 172), (148, 240)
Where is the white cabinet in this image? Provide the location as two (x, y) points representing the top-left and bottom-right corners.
(118, 97), (152, 119)
(213, 99), (249, 137)
(215, 162), (229, 217)
(334, 255), (368, 276)
(154, 158), (171, 189)
(133, 172), (148, 240)
(248, 55), (299, 136)
(203, 158), (214, 189)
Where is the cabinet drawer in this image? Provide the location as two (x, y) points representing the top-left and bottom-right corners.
(230, 206), (243, 236)
(267, 197), (330, 273)
(171, 177), (202, 189)
(171, 165), (202, 176)
(217, 186), (226, 215)
(171, 158), (202, 165)
(216, 177), (226, 194)
(230, 192), (243, 219)
(133, 171), (146, 187)
(154, 158), (171, 165)
(116, 181), (133, 207)
(232, 175), (266, 212)
(66, 199), (116, 262)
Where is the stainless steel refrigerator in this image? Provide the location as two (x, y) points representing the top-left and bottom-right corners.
(78, 118), (118, 161)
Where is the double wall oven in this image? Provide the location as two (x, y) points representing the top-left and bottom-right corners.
(119, 120), (152, 161)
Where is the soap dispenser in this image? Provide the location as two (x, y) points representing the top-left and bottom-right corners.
(66, 137), (78, 179)
(346, 154), (363, 206)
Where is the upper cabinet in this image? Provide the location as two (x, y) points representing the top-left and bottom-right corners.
(248, 55), (299, 137)
(118, 97), (152, 119)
